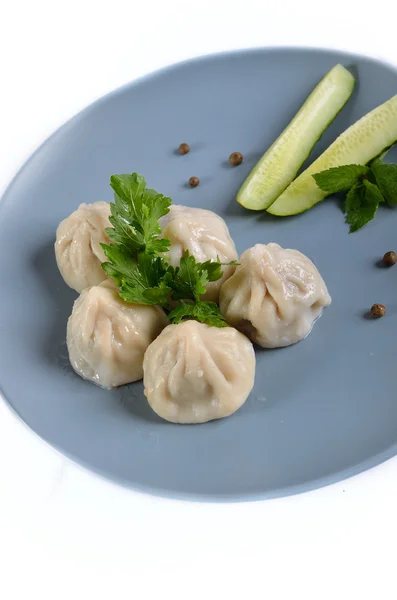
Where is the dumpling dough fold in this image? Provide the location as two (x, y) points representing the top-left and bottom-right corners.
(67, 280), (169, 389)
(159, 205), (238, 302)
(220, 243), (331, 348)
(143, 320), (255, 423)
(55, 201), (111, 293)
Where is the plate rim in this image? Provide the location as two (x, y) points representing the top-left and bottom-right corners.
(1, 45), (397, 502)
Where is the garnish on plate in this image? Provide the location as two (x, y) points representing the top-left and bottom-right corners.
(237, 64), (355, 210)
(105, 173), (172, 255)
(371, 303), (386, 318)
(312, 159), (397, 232)
(178, 142), (190, 155)
(101, 172), (228, 327)
(267, 94), (397, 217)
(383, 251), (397, 266)
(188, 176), (200, 188)
(229, 152), (243, 166)
(166, 251), (230, 328)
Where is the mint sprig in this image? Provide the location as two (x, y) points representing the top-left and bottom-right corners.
(313, 164), (369, 193)
(371, 160), (397, 205)
(313, 160), (397, 232)
(344, 181), (381, 233)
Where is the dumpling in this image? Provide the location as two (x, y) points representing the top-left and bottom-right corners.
(67, 280), (169, 389)
(159, 205), (238, 302)
(143, 320), (255, 424)
(55, 201), (111, 293)
(219, 243), (331, 348)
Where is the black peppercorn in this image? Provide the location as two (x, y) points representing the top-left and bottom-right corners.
(371, 304), (386, 318)
(229, 152), (243, 166)
(188, 176), (200, 188)
(178, 143), (190, 155)
(383, 251), (397, 266)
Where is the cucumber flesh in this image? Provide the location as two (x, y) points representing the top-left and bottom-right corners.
(268, 94), (397, 216)
(237, 64), (355, 210)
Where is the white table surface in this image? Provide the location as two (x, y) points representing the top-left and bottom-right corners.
(1, 1), (397, 598)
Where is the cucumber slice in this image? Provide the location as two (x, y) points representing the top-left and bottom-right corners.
(237, 64), (355, 210)
(268, 94), (397, 216)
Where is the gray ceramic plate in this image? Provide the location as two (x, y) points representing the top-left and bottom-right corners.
(1, 47), (397, 501)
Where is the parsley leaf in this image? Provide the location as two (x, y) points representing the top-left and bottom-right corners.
(101, 173), (229, 327)
(120, 277), (171, 306)
(168, 251), (224, 302)
(345, 180), (382, 233)
(106, 173), (171, 254)
(312, 165), (369, 193)
(101, 246), (171, 306)
(166, 252), (229, 326)
(168, 301), (227, 328)
(371, 161), (397, 205)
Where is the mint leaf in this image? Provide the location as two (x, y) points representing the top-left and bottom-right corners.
(345, 180), (382, 233)
(345, 183), (363, 222)
(313, 165), (368, 194)
(370, 161), (397, 205)
(168, 300), (227, 327)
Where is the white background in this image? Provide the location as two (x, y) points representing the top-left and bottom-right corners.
(1, 1), (397, 598)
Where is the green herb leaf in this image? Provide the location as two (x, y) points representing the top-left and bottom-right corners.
(223, 260), (240, 266)
(370, 161), (397, 205)
(345, 180), (382, 233)
(313, 164), (369, 193)
(101, 246), (171, 306)
(168, 251), (224, 303)
(168, 300), (227, 327)
(120, 278), (171, 306)
(344, 183), (363, 222)
(101, 173), (228, 327)
(193, 301), (228, 327)
(107, 173), (171, 254)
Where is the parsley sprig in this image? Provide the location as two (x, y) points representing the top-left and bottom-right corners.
(106, 173), (171, 254)
(166, 252), (229, 327)
(312, 159), (397, 232)
(101, 173), (228, 327)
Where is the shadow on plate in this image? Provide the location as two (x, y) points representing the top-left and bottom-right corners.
(223, 196), (252, 218)
(117, 384), (165, 425)
(31, 239), (77, 372)
(29, 239), (276, 424)
(31, 240), (171, 423)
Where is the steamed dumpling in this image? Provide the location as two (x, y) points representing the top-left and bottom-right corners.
(159, 205), (238, 302)
(143, 320), (255, 424)
(220, 243), (331, 348)
(67, 280), (168, 389)
(55, 201), (111, 293)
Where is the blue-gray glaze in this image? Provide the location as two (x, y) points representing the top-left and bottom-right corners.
(1, 48), (397, 501)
